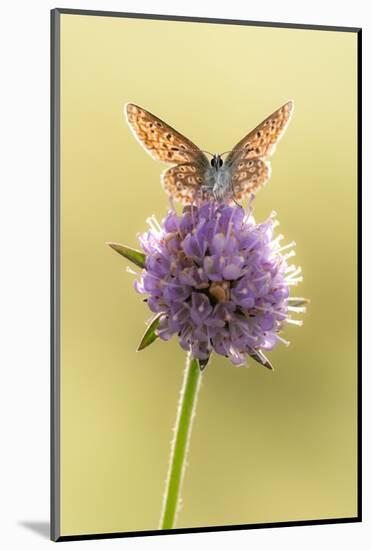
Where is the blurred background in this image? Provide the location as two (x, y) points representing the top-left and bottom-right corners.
(59, 13), (358, 536)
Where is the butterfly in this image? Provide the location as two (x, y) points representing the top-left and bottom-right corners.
(125, 101), (294, 205)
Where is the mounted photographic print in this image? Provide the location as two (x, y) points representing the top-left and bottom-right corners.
(51, 8), (362, 542)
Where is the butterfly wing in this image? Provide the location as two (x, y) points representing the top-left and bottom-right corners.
(227, 101), (294, 163)
(125, 103), (209, 166)
(162, 163), (206, 204)
(230, 159), (271, 201)
(225, 101), (294, 201)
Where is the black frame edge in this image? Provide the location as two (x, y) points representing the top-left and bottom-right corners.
(56, 517), (360, 542)
(53, 7), (361, 33)
(356, 28), (362, 523)
(51, 7), (61, 543)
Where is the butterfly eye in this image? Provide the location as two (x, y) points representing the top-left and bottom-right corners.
(219, 158), (223, 167)
(211, 158), (215, 167)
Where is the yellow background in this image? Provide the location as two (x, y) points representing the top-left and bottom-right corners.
(59, 13), (358, 536)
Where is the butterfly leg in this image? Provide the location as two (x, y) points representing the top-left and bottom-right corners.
(231, 181), (242, 208)
(200, 184), (214, 202)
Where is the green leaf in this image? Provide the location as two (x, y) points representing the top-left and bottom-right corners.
(249, 349), (273, 370)
(137, 314), (163, 351)
(287, 297), (310, 307)
(107, 242), (146, 268)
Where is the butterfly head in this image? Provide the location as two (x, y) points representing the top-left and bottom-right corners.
(210, 154), (223, 171)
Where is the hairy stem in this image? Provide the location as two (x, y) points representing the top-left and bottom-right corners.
(159, 353), (202, 530)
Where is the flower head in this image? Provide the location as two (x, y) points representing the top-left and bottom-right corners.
(134, 202), (305, 368)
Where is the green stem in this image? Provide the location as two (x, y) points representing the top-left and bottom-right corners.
(159, 353), (202, 530)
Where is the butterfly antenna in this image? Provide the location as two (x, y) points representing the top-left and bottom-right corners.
(220, 149), (254, 156)
(181, 148), (213, 156)
(156, 148), (213, 156)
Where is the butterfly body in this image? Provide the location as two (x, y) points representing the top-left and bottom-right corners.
(204, 158), (232, 202)
(125, 101), (293, 205)
(210, 154), (224, 170)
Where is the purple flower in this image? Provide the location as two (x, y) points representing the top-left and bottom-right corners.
(135, 203), (305, 367)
